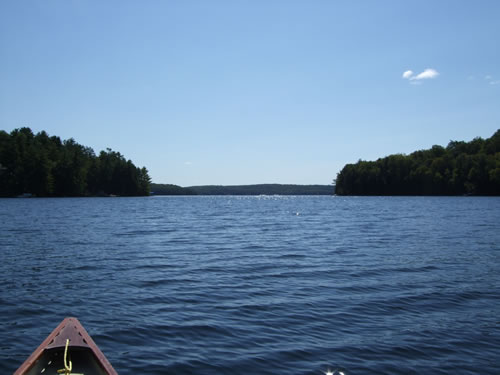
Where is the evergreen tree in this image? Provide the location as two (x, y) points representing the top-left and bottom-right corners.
(0, 128), (152, 197)
(336, 130), (500, 196)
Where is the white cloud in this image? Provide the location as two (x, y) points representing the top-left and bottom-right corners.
(402, 68), (439, 83)
(466, 74), (499, 85)
(411, 68), (439, 80)
(184, 161), (193, 165)
(402, 70), (413, 79)
(483, 75), (500, 85)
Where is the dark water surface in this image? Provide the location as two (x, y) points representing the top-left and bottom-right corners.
(1, 196), (499, 374)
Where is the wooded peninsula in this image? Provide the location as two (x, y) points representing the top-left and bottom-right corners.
(335, 129), (500, 196)
(0, 128), (151, 197)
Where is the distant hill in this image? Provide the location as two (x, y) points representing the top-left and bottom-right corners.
(150, 183), (196, 195)
(186, 184), (334, 195)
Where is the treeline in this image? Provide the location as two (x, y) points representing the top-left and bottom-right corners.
(150, 183), (334, 196)
(0, 127), (151, 197)
(151, 183), (196, 195)
(186, 184), (334, 195)
(335, 129), (500, 196)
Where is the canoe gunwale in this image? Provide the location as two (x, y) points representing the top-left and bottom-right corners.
(14, 317), (117, 375)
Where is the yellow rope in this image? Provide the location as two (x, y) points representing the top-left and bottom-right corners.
(57, 339), (72, 374)
(56, 339), (83, 375)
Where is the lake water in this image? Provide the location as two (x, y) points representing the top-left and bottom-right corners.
(1, 196), (499, 375)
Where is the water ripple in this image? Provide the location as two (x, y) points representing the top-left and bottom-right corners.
(1, 196), (499, 374)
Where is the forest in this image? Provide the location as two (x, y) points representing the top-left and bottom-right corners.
(185, 184), (334, 195)
(150, 183), (333, 195)
(0, 128), (151, 197)
(335, 129), (500, 196)
(150, 183), (196, 195)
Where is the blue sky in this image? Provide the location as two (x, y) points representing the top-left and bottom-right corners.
(1, 1), (499, 186)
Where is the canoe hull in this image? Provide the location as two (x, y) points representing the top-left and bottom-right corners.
(14, 317), (117, 375)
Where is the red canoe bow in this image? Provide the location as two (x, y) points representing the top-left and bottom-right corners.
(14, 317), (118, 375)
